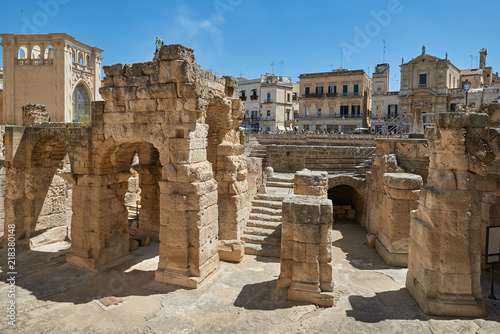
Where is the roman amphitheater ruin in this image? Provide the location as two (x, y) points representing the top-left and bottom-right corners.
(1, 43), (500, 324)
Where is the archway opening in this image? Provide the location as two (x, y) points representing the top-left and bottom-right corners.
(44, 45), (54, 59)
(328, 185), (365, 224)
(31, 45), (41, 59)
(73, 83), (90, 122)
(18, 45), (27, 59)
(27, 137), (72, 248)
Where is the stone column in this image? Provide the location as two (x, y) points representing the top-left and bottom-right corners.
(293, 169), (328, 197)
(376, 173), (422, 267)
(277, 195), (334, 307)
(155, 160), (220, 289)
(66, 173), (130, 270)
(406, 112), (488, 317)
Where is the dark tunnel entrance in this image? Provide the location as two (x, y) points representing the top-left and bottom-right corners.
(328, 185), (365, 224)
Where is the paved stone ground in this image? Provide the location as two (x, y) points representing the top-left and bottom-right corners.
(0, 223), (499, 333)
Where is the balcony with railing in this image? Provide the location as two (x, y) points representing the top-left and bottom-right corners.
(15, 59), (54, 66)
(339, 92), (361, 97)
(295, 114), (362, 119)
(249, 95), (258, 101)
(73, 63), (95, 73)
(302, 93), (324, 98)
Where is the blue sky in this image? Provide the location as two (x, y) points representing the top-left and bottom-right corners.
(1, 0), (499, 88)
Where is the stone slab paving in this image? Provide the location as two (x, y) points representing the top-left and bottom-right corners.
(0, 223), (499, 333)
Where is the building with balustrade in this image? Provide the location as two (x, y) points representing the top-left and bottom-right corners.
(297, 68), (372, 133)
(0, 33), (102, 124)
(369, 63), (401, 134)
(238, 73), (296, 132)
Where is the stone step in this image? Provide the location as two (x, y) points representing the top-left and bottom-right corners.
(255, 193), (287, 202)
(244, 243), (281, 258)
(246, 220), (282, 230)
(241, 234), (281, 246)
(251, 206), (282, 216)
(266, 181), (294, 188)
(244, 226), (282, 238)
(251, 199), (283, 209)
(267, 175), (295, 183)
(249, 213), (282, 222)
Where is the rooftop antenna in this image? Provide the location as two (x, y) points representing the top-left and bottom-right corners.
(330, 64), (334, 71)
(475, 56), (478, 68)
(279, 60), (284, 76)
(270, 61), (275, 74)
(470, 55), (473, 69)
(239, 71), (243, 77)
(382, 39), (386, 63)
(339, 47), (345, 68)
(366, 67), (370, 74)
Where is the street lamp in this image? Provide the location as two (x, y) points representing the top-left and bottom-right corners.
(463, 79), (471, 106)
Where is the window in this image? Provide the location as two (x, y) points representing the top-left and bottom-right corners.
(317, 108), (322, 116)
(342, 85), (348, 96)
(328, 85), (337, 95)
(305, 87), (310, 95)
(353, 84), (359, 96)
(73, 83), (90, 122)
(377, 105), (381, 118)
(267, 93), (271, 102)
(286, 111), (290, 120)
(292, 93), (298, 101)
(316, 86), (323, 94)
(267, 110), (271, 120)
(351, 105), (360, 116)
(340, 106), (349, 116)
(450, 103), (456, 112)
(377, 86), (382, 94)
(419, 74), (427, 86)
(241, 90), (246, 97)
(287, 93), (290, 102)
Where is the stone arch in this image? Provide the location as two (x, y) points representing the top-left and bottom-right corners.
(4, 133), (73, 242)
(85, 54), (91, 66)
(328, 175), (367, 224)
(18, 45), (27, 59)
(31, 45), (41, 59)
(71, 49), (76, 63)
(44, 45), (54, 59)
(77, 51), (84, 65)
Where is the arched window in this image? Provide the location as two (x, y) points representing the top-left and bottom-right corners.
(19, 45), (28, 59)
(78, 52), (83, 65)
(73, 83), (90, 122)
(72, 49), (76, 63)
(86, 55), (91, 66)
(31, 45), (41, 59)
(44, 45), (54, 59)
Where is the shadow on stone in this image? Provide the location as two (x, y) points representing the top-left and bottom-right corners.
(0, 241), (183, 305)
(234, 279), (302, 310)
(346, 288), (424, 323)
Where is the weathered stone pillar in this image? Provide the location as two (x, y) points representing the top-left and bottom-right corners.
(66, 173), (130, 270)
(155, 160), (220, 288)
(293, 169), (328, 197)
(376, 173), (422, 267)
(277, 195), (334, 307)
(134, 166), (161, 240)
(406, 112), (488, 317)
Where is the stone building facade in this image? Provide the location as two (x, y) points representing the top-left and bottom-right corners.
(297, 68), (372, 133)
(0, 33), (103, 124)
(238, 73), (296, 132)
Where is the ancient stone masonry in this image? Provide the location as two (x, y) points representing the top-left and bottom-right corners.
(277, 170), (334, 307)
(21, 103), (49, 126)
(293, 169), (328, 197)
(406, 108), (500, 317)
(365, 138), (429, 235)
(376, 173), (422, 267)
(3, 44), (249, 289)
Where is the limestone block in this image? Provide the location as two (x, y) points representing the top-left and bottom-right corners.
(383, 173), (423, 190)
(29, 226), (68, 248)
(103, 63), (127, 76)
(436, 112), (488, 129)
(159, 44), (195, 62)
(22, 104), (49, 126)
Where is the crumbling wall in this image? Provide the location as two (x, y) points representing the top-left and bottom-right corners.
(406, 111), (500, 317)
(22, 103), (50, 126)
